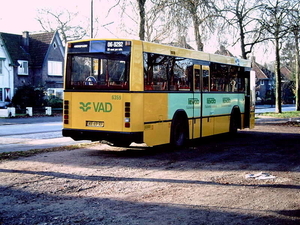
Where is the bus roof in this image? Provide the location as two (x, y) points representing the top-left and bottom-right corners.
(67, 38), (251, 68)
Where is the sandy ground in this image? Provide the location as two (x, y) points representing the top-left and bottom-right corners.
(0, 120), (299, 224)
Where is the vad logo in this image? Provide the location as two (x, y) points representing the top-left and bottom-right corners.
(79, 102), (91, 112)
(92, 102), (112, 112)
(79, 102), (113, 112)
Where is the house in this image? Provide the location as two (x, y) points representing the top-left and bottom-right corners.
(252, 60), (275, 104)
(0, 31), (64, 107)
(214, 49), (294, 104)
(252, 58), (294, 104)
(280, 66), (294, 104)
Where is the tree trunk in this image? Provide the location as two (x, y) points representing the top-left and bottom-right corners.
(138, 0), (146, 41)
(239, 21), (247, 59)
(275, 37), (282, 113)
(191, 14), (203, 51)
(295, 31), (300, 111)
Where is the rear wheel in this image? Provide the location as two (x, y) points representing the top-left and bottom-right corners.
(229, 115), (238, 134)
(229, 109), (240, 135)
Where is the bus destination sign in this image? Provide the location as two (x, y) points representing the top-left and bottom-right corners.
(106, 41), (131, 52)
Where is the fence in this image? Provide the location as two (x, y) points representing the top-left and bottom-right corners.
(0, 107), (63, 118)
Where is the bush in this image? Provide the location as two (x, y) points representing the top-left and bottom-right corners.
(47, 95), (63, 108)
(12, 85), (46, 108)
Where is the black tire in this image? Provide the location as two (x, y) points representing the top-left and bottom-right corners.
(171, 117), (188, 148)
(229, 108), (241, 135)
(229, 115), (238, 134)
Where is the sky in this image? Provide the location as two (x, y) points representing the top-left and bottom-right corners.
(0, 0), (274, 63)
(0, 0), (109, 34)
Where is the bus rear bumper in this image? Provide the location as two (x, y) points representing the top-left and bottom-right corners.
(62, 128), (143, 144)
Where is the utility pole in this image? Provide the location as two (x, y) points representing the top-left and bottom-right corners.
(91, 0), (94, 38)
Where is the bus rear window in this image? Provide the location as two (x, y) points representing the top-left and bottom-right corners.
(66, 54), (130, 90)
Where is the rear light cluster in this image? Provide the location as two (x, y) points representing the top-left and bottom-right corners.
(124, 102), (130, 128)
(64, 100), (69, 124)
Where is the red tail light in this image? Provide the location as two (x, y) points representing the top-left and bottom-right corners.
(124, 102), (130, 128)
(64, 100), (69, 124)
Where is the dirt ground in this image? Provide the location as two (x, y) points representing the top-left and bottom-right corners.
(0, 118), (299, 225)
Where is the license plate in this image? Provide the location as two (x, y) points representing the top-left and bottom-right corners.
(86, 121), (104, 127)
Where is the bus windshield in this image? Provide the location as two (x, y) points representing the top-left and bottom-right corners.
(65, 53), (130, 90)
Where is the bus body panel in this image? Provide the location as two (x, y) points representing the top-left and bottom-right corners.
(127, 93), (144, 131)
(202, 93), (245, 116)
(214, 116), (231, 134)
(64, 92), (145, 132)
(201, 117), (214, 137)
(143, 94), (168, 122)
(130, 40), (143, 91)
(143, 93), (169, 146)
(65, 92), (124, 131)
(144, 122), (171, 146)
(142, 41), (211, 62)
(192, 118), (201, 139)
(168, 93), (195, 119)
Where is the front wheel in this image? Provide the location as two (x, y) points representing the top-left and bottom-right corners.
(171, 119), (188, 148)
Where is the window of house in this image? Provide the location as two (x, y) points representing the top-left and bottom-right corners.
(17, 60), (29, 75)
(260, 80), (264, 85)
(48, 61), (63, 76)
(53, 42), (57, 49)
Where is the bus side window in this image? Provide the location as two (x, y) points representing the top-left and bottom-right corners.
(144, 53), (168, 91)
(175, 62), (192, 91)
(202, 69), (209, 92)
(211, 63), (242, 92)
(194, 68), (200, 91)
(144, 53), (194, 91)
(144, 53), (154, 90)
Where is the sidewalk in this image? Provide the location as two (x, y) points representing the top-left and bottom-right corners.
(255, 116), (300, 124)
(0, 137), (91, 153)
(0, 115), (62, 125)
(0, 115), (88, 153)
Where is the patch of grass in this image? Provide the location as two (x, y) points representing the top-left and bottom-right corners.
(0, 142), (97, 162)
(258, 111), (300, 118)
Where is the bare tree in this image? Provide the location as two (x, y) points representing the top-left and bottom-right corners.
(36, 8), (89, 43)
(110, 0), (175, 43)
(174, 0), (220, 51)
(108, 0), (148, 40)
(221, 0), (265, 59)
(260, 0), (292, 113)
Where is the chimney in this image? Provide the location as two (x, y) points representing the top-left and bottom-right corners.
(22, 31), (29, 51)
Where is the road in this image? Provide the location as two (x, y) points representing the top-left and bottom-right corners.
(0, 104), (297, 153)
(0, 116), (90, 153)
(255, 104), (295, 113)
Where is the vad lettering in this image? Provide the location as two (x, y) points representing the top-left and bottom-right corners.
(93, 102), (112, 112)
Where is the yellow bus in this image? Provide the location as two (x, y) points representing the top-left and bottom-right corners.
(62, 39), (255, 147)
